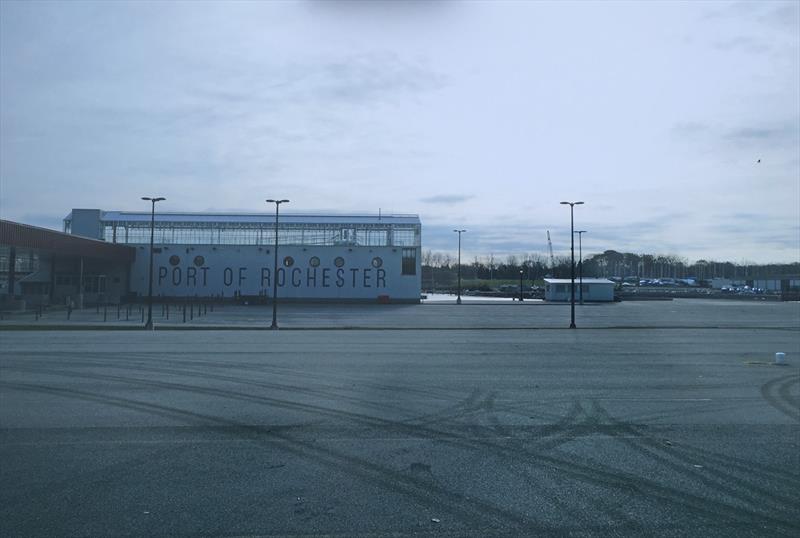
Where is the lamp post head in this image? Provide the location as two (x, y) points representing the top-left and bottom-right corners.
(266, 199), (290, 204)
(453, 229), (466, 233)
(142, 196), (165, 202)
(560, 201), (584, 206)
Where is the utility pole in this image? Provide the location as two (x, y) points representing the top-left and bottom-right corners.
(560, 201), (584, 328)
(141, 196), (165, 330)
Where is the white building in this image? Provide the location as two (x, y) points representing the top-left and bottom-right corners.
(544, 278), (615, 302)
(64, 209), (422, 303)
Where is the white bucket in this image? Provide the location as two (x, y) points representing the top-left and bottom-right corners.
(775, 352), (786, 365)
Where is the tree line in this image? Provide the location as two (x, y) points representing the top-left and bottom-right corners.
(422, 249), (799, 286)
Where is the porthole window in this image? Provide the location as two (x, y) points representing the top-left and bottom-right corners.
(371, 256), (383, 268)
(309, 256), (320, 267)
(193, 255), (205, 267)
(334, 256), (345, 268)
(283, 256), (294, 267)
(169, 255), (180, 266)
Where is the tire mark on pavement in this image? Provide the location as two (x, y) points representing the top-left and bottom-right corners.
(591, 401), (799, 517)
(3, 372), (798, 534)
(761, 374), (799, 420)
(0, 381), (554, 534)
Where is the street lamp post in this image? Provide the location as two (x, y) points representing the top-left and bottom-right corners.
(575, 230), (586, 304)
(519, 269), (524, 302)
(453, 229), (466, 304)
(560, 201), (584, 328)
(141, 196), (165, 330)
(266, 199), (289, 329)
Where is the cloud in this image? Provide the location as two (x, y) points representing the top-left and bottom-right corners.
(671, 122), (709, 136)
(311, 53), (448, 103)
(419, 194), (474, 205)
(724, 121), (800, 147)
(706, 212), (800, 252)
(15, 213), (65, 231)
(759, 2), (800, 33)
(420, 211), (758, 263)
(1, 1), (798, 265)
(714, 36), (770, 54)
(183, 52), (448, 111)
(703, 0), (798, 30)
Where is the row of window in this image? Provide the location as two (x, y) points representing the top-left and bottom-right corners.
(102, 224), (419, 247)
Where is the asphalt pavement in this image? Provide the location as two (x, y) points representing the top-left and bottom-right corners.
(1, 317), (798, 536)
(1, 298), (798, 329)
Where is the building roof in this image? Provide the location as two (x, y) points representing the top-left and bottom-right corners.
(65, 210), (421, 226)
(0, 220), (135, 262)
(544, 278), (615, 285)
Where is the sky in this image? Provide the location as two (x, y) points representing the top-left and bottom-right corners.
(1, 0), (798, 264)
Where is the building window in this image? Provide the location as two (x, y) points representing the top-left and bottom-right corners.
(393, 228), (417, 246)
(371, 256), (383, 268)
(401, 248), (416, 275)
(309, 256), (320, 267)
(334, 257), (345, 268)
(283, 256), (294, 267)
(82, 276), (99, 293)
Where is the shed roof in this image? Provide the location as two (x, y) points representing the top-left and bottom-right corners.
(544, 278), (615, 285)
(0, 220), (135, 262)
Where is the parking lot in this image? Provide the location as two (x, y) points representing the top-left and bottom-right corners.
(1, 301), (798, 536)
(1, 298), (798, 330)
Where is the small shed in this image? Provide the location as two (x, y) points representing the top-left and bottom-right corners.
(544, 278), (615, 302)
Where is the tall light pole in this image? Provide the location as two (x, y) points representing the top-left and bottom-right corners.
(453, 229), (466, 304)
(519, 269), (524, 302)
(560, 201), (583, 328)
(141, 196), (165, 330)
(575, 230), (586, 304)
(266, 199), (289, 329)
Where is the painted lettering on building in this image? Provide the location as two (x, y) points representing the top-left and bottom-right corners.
(158, 265), (387, 289)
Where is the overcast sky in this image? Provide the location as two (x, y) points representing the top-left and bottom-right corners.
(1, 0), (798, 263)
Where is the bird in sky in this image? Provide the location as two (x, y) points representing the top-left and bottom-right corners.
(757, 159), (761, 163)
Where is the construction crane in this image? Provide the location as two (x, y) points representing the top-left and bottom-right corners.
(546, 230), (555, 272)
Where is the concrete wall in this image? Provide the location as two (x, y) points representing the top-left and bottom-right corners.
(127, 244), (421, 302)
